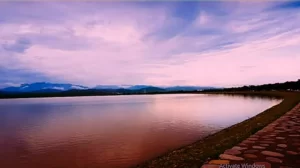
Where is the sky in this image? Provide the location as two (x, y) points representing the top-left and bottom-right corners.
(1, 1), (300, 88)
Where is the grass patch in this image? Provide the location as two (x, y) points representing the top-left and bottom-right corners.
(133, 91), (300, 168)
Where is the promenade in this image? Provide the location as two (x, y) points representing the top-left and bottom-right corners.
(202, 103), (300, 168)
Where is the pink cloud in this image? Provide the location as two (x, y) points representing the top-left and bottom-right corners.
(1, 2), (300, 87)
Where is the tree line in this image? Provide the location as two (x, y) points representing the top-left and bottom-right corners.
(203, 79), (300, 92)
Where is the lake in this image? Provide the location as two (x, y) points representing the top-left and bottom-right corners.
(0, 94), (281, 168)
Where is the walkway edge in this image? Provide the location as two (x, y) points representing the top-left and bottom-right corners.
(202, 103), (300, 167)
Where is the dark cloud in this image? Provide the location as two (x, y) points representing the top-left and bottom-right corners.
(0, 66), (53, 88)
(2, 38), (32, 53)
(275, 1), (300, 9)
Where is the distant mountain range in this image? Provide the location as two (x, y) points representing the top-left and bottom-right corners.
(0, 82), (216, 93)
(1, 82), (88, 93)
(1, 80), (299, 99)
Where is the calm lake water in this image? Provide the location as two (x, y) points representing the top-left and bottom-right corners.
(0, 94), (281, 168)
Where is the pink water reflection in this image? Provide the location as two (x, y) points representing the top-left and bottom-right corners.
(0, 94), (281, 168)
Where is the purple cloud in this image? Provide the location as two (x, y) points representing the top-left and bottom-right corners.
(2, 38), (32, 53)
(0, 1), (300, 87)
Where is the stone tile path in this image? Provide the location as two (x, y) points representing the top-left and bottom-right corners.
(202, 103), (300, 168)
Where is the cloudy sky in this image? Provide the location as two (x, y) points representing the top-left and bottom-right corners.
(1, 1), (300, 88)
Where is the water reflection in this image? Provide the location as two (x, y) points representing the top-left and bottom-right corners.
(0, 94), (281, 168)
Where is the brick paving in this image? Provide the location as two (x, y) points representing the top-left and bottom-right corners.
(201, 103), (300, 168)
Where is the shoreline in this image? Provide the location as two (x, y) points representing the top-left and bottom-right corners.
(133, 91), (300, 168)
(0, 90), (289, 100)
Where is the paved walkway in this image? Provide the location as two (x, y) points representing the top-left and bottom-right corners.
(201, 103), (300, 168)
